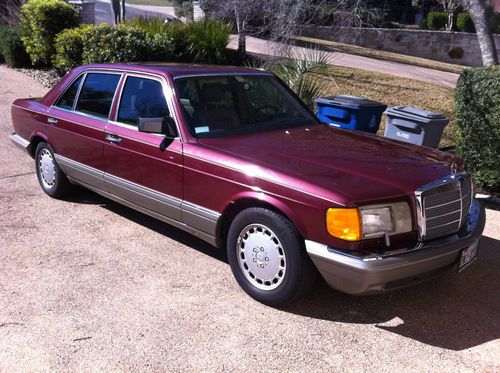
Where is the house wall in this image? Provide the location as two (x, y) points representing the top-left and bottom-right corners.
(301, 26), (500, 67)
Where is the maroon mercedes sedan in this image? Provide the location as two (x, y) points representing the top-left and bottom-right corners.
(10, 64), (485, 305)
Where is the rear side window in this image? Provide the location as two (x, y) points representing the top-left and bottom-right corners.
(117, 77), (169, 126)
(55, 75), (83, 110)
(75, 73), (121, 118)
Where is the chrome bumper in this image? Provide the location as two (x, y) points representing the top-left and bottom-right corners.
(9, 133), (30, 152)
(306, 200), (486, 295)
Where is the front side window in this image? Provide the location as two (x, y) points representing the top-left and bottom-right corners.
(55, 75), (83, 110)
(75, 73), (121, 118)
(117, 77), (169, 126)
(174, 75), (317, 138)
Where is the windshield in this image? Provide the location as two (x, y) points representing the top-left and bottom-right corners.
(174, 74), (318, 138)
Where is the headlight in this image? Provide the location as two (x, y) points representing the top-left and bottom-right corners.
(326, 202), (412, 242)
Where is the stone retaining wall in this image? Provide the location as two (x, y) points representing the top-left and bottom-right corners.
(301, 26), (500, 67)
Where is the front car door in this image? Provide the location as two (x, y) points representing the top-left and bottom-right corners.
(103, 73), (184, 221)
(48, 71), (122, 190)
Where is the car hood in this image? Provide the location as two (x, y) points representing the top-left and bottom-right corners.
(198, 125), (462, 205)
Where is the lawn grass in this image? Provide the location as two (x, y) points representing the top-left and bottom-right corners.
(126, 0), (172, 6)
(294, 36), (467, 75)
(310, 66), (456, 148)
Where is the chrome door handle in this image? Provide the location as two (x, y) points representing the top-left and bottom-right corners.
(47, 117), (58, 125)
(105, 134), (122, 144)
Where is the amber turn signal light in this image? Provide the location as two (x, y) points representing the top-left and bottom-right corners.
(326, 208), (362, 241)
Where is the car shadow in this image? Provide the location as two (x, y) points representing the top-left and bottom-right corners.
(65, 188), (499, 351)
(284, 235), (500, 351)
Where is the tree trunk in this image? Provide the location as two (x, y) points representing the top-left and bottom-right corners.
(111, 0), (120, 23)
(120, 0), (126, 22)
(234, 5), (246, 56)
(462, 0), (498, 66)
(447, 11), (454, 31)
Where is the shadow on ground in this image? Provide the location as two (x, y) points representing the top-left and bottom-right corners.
(66, 188), (500, 351)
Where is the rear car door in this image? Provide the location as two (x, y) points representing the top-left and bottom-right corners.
(103, 73), (183, 221)
(47, 71), (121, 190)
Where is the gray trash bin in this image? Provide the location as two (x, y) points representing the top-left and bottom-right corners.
(384, 106), (449, 149)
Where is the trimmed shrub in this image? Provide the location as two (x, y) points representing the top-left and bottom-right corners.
(53, 25), (92, 73)
(457, 12), (475, 33)
(81, 24), (148, 64)
(455, 67), (500, 194)
(185, 18), (231, 63)
(427, 11), (448, 30)
(20, 0), (79, 66)
(0, 26), (31, 68)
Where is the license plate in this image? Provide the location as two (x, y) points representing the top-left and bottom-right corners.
(458, 240), (479, 272)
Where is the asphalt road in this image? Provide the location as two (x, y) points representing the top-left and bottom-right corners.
(0, 66), (499, 371)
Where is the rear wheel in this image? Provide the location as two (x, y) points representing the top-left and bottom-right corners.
(35, 142), (72, 198)
(227, 207), (317, 306)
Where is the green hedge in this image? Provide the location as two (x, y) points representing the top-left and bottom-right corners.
(53, 26), (91, 73)
(427, 11), (448, 30)
(455, 67), (500, 194)
(20, 0), (79, 66)
(0, 26), (31, 68)
(81, 24), (148, 64)
(457, 12), (475, 33)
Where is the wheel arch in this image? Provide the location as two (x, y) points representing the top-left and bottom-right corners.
(215, 192), (307, 248)
(28, 132), (50, 158)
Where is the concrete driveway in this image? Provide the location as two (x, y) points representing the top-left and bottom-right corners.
(0, 66), (499, 371)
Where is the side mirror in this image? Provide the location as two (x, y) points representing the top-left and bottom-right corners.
(138, 116), (178, 139)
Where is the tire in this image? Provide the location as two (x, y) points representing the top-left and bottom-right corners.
(227, 207), (317, 306)
(35, 142), (72, 198)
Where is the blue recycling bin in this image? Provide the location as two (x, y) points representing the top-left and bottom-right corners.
(314, 95), (387, 134)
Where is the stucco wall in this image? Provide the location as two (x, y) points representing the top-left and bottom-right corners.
(301, 26), (500, 67)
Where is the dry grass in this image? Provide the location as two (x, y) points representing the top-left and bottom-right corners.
(310, 66), (456, 148)
(295, 36), (467, 75)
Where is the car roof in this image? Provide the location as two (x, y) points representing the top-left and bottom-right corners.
(79, 63), (271, 78)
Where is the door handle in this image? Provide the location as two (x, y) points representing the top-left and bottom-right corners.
(47, 117), (58, 125)
(105, 134), (122, 144)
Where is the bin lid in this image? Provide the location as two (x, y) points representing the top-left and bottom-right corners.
(386, 106), (448, 123)
(314, 95), (385, 108)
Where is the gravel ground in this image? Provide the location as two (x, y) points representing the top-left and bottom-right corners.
(1, 65), (499, 372)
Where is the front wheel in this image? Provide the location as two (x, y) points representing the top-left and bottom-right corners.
(227, 207), (317, 306)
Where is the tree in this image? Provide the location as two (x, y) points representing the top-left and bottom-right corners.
(0, 0), (26, 25)
(461, 0), (498, 65)
(437, 0), (461, 30)
(111, 0), (126, 23)
(206, 0), (372, 56)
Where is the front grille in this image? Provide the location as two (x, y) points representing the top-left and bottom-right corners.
(416, 174), (472, 241)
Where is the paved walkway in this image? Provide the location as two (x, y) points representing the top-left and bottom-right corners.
(228, 36), (459, 87)
(95, 0), (176, 24)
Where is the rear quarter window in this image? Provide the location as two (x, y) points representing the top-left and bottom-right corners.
(55, 75), (83, 110)
(75, 73), (121, 119)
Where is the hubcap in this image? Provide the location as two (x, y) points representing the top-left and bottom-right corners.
(38, 149), (56, 189)
(236, 224), (286, 291)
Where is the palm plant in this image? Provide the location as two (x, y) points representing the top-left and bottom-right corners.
(272, 48), (331, 107)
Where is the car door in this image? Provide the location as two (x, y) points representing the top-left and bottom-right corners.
(103, 73), (183, 221)
(47, 71), (122, 190)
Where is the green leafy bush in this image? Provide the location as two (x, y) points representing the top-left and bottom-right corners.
(455, 67), (500, 194)
(20, 0), (79, 66)
(0, 26), (31, 68)
(185, 18), (231, 63)
(81, 24), (148, 64)
(427, 11), (448, 30)
(457, 12), (475, 33)
(53, 25), (92, 73)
